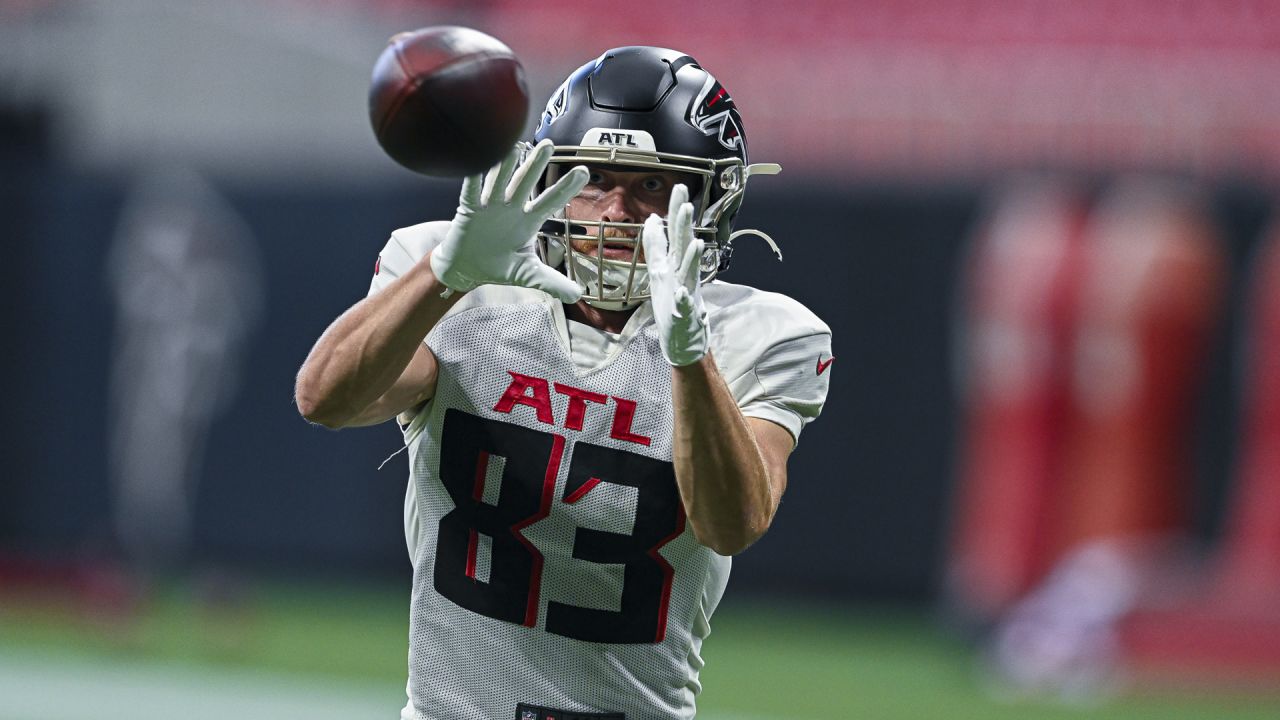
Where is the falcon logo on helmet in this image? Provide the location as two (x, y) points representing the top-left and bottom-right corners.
(538, 79), (570, 135)
(529, 46), (782, 311)
(688, 77), (746, 155)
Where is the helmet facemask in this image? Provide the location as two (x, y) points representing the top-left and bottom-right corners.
(529, 47), (782, 311)
(534, 145), (759, 311)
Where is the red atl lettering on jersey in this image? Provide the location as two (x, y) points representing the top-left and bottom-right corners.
(609, 397), (652, 446)
(492, 371), (554, 424)
(494, 372), (651, 446)
(553, 382), (608, 431)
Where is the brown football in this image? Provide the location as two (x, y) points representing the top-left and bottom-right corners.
(368, 26), (529, 177)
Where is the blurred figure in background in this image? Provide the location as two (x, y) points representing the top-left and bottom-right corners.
(949, 178), (1226, 696)
(1216, 219), (1280, 618)
(1120, 214), (1280, 684)
(947, 178), (1091, 626)
(107, 167), (262, 581)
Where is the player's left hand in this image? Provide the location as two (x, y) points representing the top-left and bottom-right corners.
(641, 184), (708, 367)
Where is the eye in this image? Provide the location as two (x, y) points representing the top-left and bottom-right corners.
(641, 176), (666, 193)
(588, 170), (606, 185)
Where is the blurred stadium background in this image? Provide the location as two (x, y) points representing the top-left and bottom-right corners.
(3, 1), (1280, 718)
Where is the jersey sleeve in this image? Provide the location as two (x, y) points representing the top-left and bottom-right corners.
(368, 221), (451, 297)
(365, 221), (451, 429)
(705, 283), (833, 447)
(735, 331), (832, 446)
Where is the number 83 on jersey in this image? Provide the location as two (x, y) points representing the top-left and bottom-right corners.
(433, 407), (686, 645)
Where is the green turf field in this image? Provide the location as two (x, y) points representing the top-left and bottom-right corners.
(1, 581), (1276, 719)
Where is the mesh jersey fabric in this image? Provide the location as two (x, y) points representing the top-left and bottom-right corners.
(367, 221), (832, 719)
(401, 300), (725, 720)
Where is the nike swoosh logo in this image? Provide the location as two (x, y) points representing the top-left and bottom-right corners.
(816, 355), (834, 375)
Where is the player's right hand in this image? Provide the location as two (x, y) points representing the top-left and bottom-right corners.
(429, 140), (589, 302)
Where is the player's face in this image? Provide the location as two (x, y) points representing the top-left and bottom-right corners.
(565, 165), (700, 261)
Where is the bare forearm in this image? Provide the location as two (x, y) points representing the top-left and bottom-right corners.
(671, 352), (777, 555)
(295, 252), (459, 427)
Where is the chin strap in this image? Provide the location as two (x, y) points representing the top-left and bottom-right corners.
(714, 162), (784, 269)
(727, 228), (783, 261)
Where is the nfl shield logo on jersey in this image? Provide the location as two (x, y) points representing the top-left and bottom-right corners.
(521, 712), (538, 720)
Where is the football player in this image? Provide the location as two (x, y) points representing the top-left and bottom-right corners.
(296, 46), (832, 720)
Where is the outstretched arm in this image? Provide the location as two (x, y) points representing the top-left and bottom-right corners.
(295, 255), (457, 428)
(642, 185), (792, 555)
(672, 352), (792, 555)
(296, 140), (588, 428)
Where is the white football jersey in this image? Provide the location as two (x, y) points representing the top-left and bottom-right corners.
(370, 222), (831, 720)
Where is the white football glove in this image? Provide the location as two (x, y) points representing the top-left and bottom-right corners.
(641, 184), (709, 366)
(429, 140), (588, 302)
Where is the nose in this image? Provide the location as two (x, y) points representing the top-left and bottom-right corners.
(597, 187), (637, 225)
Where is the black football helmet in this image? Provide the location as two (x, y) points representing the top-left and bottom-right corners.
(531, 46), (781, 310)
